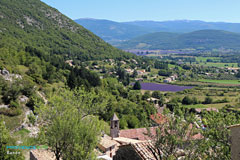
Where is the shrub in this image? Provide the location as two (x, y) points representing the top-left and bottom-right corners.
(28, 113), (36, 125)
(152, 91), (162, 99)
(0, 108), (22, 116)
(182, 96), (193, 105)
(203, 96), (213, 104)
(9, 101), (20, 108)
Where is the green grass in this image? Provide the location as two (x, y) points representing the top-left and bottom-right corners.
(191, 62), (238, 68)
(13, 128), (30, 137)
(195, 57), (221, 62)
(199, 79), (240, 84)
(1, 114), (25, 131)
(183, 104), (207, 109)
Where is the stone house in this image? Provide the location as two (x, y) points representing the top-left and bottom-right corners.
(228, 124), (240, 160)
(98, 134), (118, 158)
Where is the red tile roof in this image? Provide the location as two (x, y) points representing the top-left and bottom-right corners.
(119, 127), (157, 141)
(150, 113), (166, 125)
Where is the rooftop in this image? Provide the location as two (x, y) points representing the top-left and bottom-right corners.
(111, 113), (119, 121)
(119, 127), (157, 141)
(131, 141), (158, 160)
(114, 137), (144, 145)
(99, 134), (118, 149)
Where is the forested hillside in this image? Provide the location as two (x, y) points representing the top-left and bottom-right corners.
(119, 30), (240, 50)
(0, 0), (133, 61)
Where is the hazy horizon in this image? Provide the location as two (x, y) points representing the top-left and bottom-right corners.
(41, 0), (240, 23)
(75, 18), (240, 24)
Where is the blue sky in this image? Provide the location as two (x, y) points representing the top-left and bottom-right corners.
(41, 0), (240, 23)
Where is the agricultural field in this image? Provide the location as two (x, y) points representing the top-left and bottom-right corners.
(199, 79), (240, 84)
(194, 62), (238, 68)
(137, 82), (194, 92)
(170, 86), (240, 110)
(195, 56), (221, 62)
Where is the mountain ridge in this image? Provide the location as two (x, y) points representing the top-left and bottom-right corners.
(75, 18), (240, 46)
(118, 29), (240, 50)
(75, 18), (153, 44)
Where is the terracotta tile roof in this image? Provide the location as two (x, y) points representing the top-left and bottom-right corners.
(150, 113), (166, 125)
(119, 127), (157, 141)
(131, 141), (158, 160)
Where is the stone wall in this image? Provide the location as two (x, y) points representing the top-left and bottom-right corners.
(230, 125), (240, 160)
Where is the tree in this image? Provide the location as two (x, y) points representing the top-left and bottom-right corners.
(203, 96), (213, 104)
(127, 115), (140, 128)
(36, 89), (106, 160)
(0, 118), (24, 160)
(132, 70), (138, 78)
(147, 109), (201, 160)
(236, 70), (240, 78)
(158, 96), (165, 107)
(142, 91), (151, 100)
(182, 96), (193, 105)
(152, 91), (162, 99)
(133, 81), (141, 90)
(166, 102), (179, 112)
(198, 108), (240, 159)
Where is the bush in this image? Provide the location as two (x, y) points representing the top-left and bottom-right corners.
(0, 108), (22, 116)
(9, 101), (20, 108)
(182, 96), (193, 105)
(152, 91), (162, 99)
(142, 91), (151, 100)
(203, 96), (213, 104)
(127, 115), (140, 128)
(28, 113), (36, 125)
(166, 102), (179, 112)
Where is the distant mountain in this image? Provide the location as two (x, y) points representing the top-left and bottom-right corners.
(75, 18), (153, 44)
(119, 30), (240, 50)
(124, 20), (240, 33)
(0, 0), (133, 61)
(74, 19), (240, 46)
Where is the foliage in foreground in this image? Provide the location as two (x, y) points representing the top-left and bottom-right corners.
(0, 118), (24, 160)
(36, 89), (106, 160)
(148, 107), (240, 160)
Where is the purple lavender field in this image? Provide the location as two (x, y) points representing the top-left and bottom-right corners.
(133, 82), (194, 92)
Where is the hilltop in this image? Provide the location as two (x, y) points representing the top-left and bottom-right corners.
(118, 30), (240, 50)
